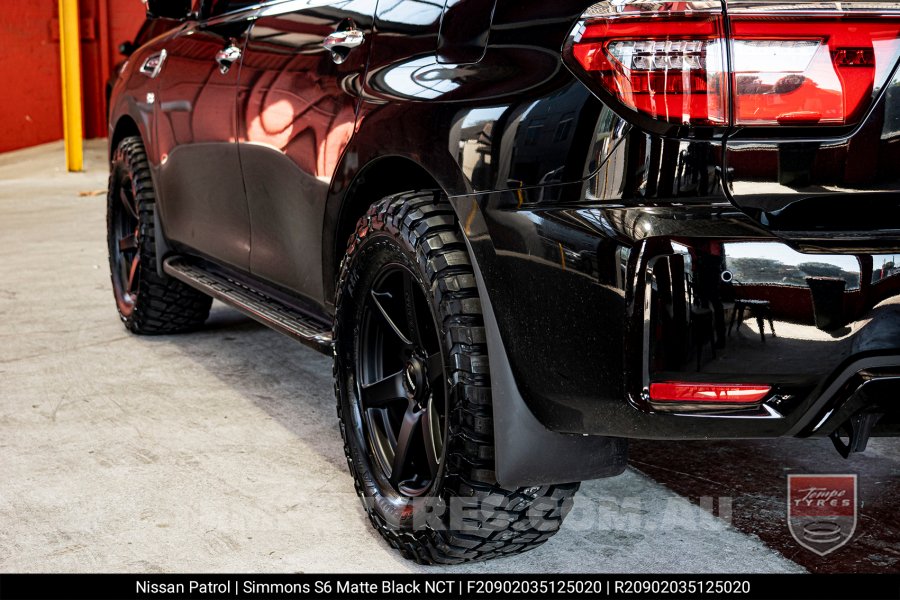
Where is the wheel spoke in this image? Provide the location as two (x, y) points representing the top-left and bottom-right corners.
(379, 409), (399, 449)
(421, 400), (440, 478)
(425, 351), (443, 385)
(365, 407), (398, 462)
(118, 233), (138, 252)
(370, 290), (413, 346)
(402, 271), (425, 348)
(119, 254), (130, 289)
(390, 404), (422, 484)
(119, 185), (138, 220)
(361, 370), (406, 408)
(126, 255), (140, 293)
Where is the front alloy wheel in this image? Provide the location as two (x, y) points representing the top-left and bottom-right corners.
(109, 160), (142, 317)
(106, 136), (211, 334)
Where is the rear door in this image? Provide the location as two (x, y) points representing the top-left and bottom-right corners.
(236, 0), (377, 302)
(153, 0), (257, 271)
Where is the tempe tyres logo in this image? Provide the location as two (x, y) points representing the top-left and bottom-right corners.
(787, 474), (857, 556)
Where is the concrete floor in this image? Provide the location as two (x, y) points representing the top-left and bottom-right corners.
(1, 140), (889, 573)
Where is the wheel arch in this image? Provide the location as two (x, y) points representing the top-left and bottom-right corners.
(325, 155), (447, 305)
(109, 114), (143, 161)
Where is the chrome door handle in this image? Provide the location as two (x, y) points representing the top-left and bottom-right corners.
(215, 45), (242, 74)
(140, 49), (167, 79)
(324, 28), (364, 64)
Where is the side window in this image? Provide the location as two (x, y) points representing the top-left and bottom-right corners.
(200, 0), (258, 19)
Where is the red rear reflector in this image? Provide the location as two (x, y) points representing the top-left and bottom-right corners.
(649, 382), (771, 403)
(568, 11), (900, 127)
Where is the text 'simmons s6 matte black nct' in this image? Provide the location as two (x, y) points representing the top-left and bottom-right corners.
(107, 0), (900, 563)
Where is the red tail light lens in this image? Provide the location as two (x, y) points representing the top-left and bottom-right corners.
(649, 382), (771, 403)
(572, 17), (727, 125)
(731, 18), (900, 125)
(568, 9), (900, 127)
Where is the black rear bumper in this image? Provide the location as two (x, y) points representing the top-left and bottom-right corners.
(455, 189), (900, 450)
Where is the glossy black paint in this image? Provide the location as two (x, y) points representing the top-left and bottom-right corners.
(109, 0), (900, 456)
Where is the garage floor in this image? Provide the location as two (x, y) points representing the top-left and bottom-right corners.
(0, 141), (896, 573)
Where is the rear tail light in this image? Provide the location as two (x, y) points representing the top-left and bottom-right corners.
(731, 18), (900, 125)
(573, 17), (727, 125)
(572, 16), (727, 125)
(567, 4), (900, 127)
(649, 382), (771, 404)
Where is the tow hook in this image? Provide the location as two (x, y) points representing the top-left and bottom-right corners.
(830, 411), (883, 458)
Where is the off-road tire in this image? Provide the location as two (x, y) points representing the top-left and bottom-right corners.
(334, 191), (579, 565)
(107, 136), (211, 334)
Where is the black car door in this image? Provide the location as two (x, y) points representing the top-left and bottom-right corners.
(153, 0), (257, 271)
(236, 0), (377, 303)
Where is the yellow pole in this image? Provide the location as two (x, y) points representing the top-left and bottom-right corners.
(58, 0), (84, 172)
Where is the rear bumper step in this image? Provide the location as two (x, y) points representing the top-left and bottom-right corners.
(163, 257), (333, 353)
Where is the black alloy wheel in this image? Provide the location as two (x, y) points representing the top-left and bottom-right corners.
(109, 164), (142, 317)
(357, 264), (448, 497)
(106, 136), (211, 334)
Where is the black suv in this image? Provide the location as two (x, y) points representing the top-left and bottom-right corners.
(107, 0), (900, 563)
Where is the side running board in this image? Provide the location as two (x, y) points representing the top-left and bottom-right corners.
(163, 257), (333, 354)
